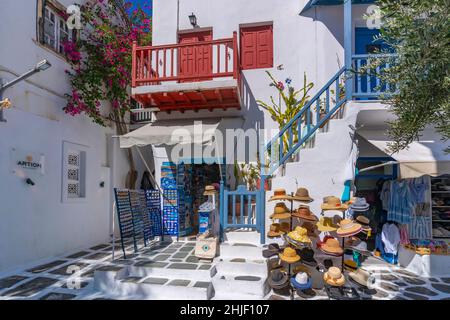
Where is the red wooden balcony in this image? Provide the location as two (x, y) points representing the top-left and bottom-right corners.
(131, 32), (242, 113)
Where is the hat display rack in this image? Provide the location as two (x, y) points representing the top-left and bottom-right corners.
(267, 188), (315, 300)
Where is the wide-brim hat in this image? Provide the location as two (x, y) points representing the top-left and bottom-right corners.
(323, 267), (346, 287)
(270, 202), (291, 220)
(321, 196), (348, 211)
(292, 187), (313, 202)
(287, 227), (312, 244)
(269, 189), (293, 201)
(301, 222), (317, 237)
(267, 223), (285, 238)
(320, 238), (344, 256)
(348, 269), (374, 288)
(293, 265), (311, 275)
(298, 248), (317, 267)
(344, 259), (358, 271)
(268, 268), (289, 289)
(355, 215), (371, 231)
(336, 219), (362, 237)
(279, 247), (301, 264)
(350, 197), (370, 211)
(203, 185), (218, 196)
(290, 273), (312, 290)
(280, 222), (291, 233)
(316, 217), (339, 232)
(292, 206), (318, 221)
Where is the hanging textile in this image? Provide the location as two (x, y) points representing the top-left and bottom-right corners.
(381, 223), (401, 255)
(388, 180), (414, 224)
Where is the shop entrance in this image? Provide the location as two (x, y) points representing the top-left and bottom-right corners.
(176, 159), (224, 237)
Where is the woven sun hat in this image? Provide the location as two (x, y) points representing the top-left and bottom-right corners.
(270, 202), (291, 220)
(279, 247), (301, 264)
(355, 215), (371, 232)
(336, 219), (362, 237)
(292, 205), (318, 221)
(298, 248), (317, 267)
(293, 264), (311, 275)
(290, 272), (312, 290)
(203, 185), (217, 196)
(350, 197), (370, 212)
(323, 266), (346, 287)
(348, 268), (374, 288)
(268, 268), (289, 289)
(320, 238), (344, 256)
(280, 222), (291, 233)
(269, 188), (293, 202)
(321, 196), (349, 211)
(344, 259), (358, 271)
(287, 226), (312, 244)
(316, 217), (339, 232)
(291, 187), (313, 202)
(267, 223), (284, 238)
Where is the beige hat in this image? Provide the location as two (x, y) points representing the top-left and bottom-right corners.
(203, 185), (217, 196)
(336, 219), (362, 237)
(270, 202), (292, 220)
(291, 187), (313, 202)
(292, 205), (318, 221)
(316, 217), (339, 232)
(348, 269), (374, 288)
(267, 223), (284, 238)
(279, 247), (301, 264)
(269, 189), (293, 202)
(287, 226), (312, 244)
(323, 267), (346, 287)
(321, 196), (348, 211)
(320, 238), (344, 256)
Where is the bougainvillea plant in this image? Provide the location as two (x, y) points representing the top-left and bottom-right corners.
(63, 0), (152, 188)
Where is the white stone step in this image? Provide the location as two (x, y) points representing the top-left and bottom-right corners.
(211, 272), (269, 298)
(219, 244), (263, 260)
(212, 291), (267, 300)
(214, 260), (267, 278)
(127, 261), (215, 282)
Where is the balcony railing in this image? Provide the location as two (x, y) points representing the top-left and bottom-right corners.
(132, 32), (239, 87)
(352, 54), (396, 99)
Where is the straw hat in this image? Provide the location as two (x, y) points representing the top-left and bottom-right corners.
(336, 219), (362, 237)
(293, 264), (311, 275)
(291, 187), (313, 202)
(268, 268), (289, 289)
(348, 269), (374, 288)
(292, 205), (318, 221)
(323, 267), (346, 287)
(203, 185), (217, 196)
(287, 226), (312, 244)
(269, 189), (293, 201)
(280, 222), (291, 233)
(290, 272), (312, 290)
(279, 247), (301, 264)
(267, 223), (284, 238)
(320, 238), (344, 256)
(270, 202), (291, 220)
(350, 197), (370, 212)
(355, 215), (371, 232)
(316, 217), (339, 232)
(321, 196), (348, 211)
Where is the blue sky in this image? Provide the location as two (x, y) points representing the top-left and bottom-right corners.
(127, 0), (152, 16)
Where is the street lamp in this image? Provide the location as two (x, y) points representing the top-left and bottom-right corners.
(0, 59), (52, 122)
(188, 13), (197, 28)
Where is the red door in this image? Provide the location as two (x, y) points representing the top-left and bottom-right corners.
(178, 30), (212, 82)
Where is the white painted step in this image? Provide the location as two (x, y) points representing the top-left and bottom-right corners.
(219, 244), (263, 260)
(223, 231), (261, 246)
(128, 263), (215, 282)
(212, 291), (267, 300)
(211, 273), (269, 298)
(214, 260), (267, 278)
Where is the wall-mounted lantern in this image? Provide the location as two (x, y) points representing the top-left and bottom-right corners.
(189, 13), (197, 28)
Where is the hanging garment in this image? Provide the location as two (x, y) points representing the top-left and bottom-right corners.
(399, 224), (410, 245)
(381, 223), (401, 255)
(409, 176), (429, 204)
(388, 180), (414, 224)
(380, 180), (391, 211)
(409, 216), (432, 240)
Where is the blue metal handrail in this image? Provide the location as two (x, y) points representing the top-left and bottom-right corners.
(263, 67), (347, 176)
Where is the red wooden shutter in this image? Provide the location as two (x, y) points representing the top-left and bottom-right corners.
(240, 24), (273, 70)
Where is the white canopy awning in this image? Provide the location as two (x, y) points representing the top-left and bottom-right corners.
(119, 117), (244, 149)
(358, 129), (450, 179)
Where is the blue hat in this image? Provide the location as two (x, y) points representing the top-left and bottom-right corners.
(290, 273), (312, 290)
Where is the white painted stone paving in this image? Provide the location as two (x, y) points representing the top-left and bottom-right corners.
(0, 239), (449, 300)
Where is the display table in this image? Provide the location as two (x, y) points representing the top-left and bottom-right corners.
(398, 245), (450, 277)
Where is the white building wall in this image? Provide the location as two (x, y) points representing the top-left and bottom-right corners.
(0, 0), (137, 273)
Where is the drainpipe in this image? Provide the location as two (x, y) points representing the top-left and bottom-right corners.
(0, 80), (5, 122)
(344, 0), (353, 101)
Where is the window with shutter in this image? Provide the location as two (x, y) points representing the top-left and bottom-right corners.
(240, 24), (273, 70)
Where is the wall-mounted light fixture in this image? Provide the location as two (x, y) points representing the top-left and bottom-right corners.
(25, 178), (35, 186)
(188, 13), (197, 28)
